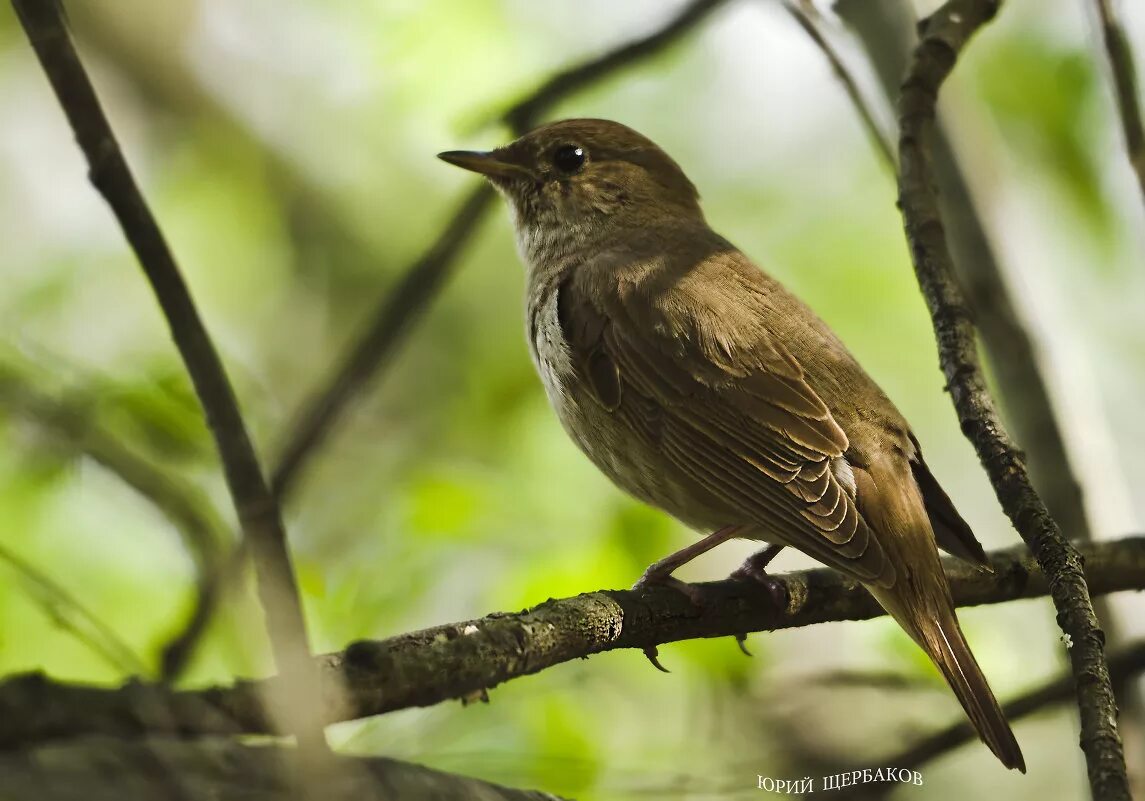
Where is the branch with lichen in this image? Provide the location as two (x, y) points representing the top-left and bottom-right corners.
(1, 537), (1141, 751)
(894, 1), (1131, 797)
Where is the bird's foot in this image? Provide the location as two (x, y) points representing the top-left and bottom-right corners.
(729, 544), (788, 610)
(631, 566), (706, 606)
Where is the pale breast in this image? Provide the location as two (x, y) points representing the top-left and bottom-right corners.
(528, 283), (730, 532)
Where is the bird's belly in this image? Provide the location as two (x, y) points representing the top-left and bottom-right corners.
(531, 299), (729, 532)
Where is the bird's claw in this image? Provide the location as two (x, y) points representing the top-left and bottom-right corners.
(642, 645), (671, 673)
(632, 571), (706, 606)
(734, 633), (752, 657)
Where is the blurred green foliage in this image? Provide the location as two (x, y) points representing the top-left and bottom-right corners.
(1, 1), (1142, 799)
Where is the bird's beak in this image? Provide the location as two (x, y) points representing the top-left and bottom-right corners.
(437, 150), (533, 181)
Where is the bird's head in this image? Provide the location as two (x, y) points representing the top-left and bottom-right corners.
(438, 118), (703, 267)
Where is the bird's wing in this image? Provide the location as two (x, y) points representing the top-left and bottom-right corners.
(558, 252), (895, 587)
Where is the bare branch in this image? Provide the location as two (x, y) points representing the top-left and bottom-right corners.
(9, 0), (320, 746)
(1093, 0), (1145, 202)
(495, 0), (732, 134)
(269, 185), (494, 499)
(270, 0), (736, 501)
(1, 537), (1141, 749)
(881, 641), (1145, 783)
(835, 0), (1095, 551)
(3, 736), (570, 801)
(783, 0), (896, 171)
(895, 1), (1129, 796)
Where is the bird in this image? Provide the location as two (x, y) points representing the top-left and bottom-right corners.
(438, 118), (1025, 772)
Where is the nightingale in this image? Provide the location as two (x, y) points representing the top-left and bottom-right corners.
(439, 119), (1024, 772)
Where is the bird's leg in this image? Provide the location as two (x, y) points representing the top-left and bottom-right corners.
(729, 544), (787, 610)
(632, 524), (743, 603)
(729, 544), (786, 658)
(729, 544), (783, 582)
(633, 525), (743, 673)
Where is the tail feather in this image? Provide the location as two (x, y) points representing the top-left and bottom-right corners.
(919, 613), (1026, 772)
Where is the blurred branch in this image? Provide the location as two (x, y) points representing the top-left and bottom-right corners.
(2, 736), (569, 801)
(0, 363), (232, 680)
(0, 542), (146, 676)
(1093, 0), (1145, 202)
(494, 0), (731, 133)
(894, 2), (1130, 798)
(783, 0), (896, 171)
(1, 536), (1142, 747)
(269, 185), (494, 499)
(271, 0), (736, 500)
(9, 0), (321, 748)
(859, 642), (1145, 793)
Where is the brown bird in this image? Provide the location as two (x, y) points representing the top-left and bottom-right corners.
(439, 119), (1024, 771)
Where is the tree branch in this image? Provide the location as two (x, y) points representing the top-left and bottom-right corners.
(269, 185), (494, 499)
(836, 0), (1096, 552)
(10, 0), (319, 745)
(1093, 0), (1145, 202)
(3, 736), (569, 801)
(494, 0), (731, 133)
(873, 641), (1145, 787)
(783, 0), (896, 171)
(1, 537), (1141, 750)
(270, 0), (735, 501)
(895, 2), (1130, 797)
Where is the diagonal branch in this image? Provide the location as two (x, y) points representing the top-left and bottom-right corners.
(783, 0), (896, 171)
(9, 0), (320, 746)
(873, 641), (1145, 787)
(1, 537), (1142, 750)
(1093, 0), (1145, 202)
(270, 0), (735, 501)
(894, 1), (1130, 797)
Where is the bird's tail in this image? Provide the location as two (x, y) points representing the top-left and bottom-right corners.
(888, 595), (1026, 772)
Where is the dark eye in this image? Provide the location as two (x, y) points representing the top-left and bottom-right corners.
(552, 144), (586, 174)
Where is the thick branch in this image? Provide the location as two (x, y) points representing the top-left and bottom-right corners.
(270, 0), (734, 500)
(10, 0), (318, 744)
(3, 736), (568, 801)
(895, 2), (1129, 797)
(1, 537), (1141, 750)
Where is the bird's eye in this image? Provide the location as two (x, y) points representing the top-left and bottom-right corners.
(552, 144), (586, 174)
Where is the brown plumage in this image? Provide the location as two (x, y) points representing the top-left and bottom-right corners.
(439, 119), (1024, 771)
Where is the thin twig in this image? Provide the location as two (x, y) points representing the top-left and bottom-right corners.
(496, 0), (731, 134)
(895, 2), (1130, 797)
(269, 185), (494, 499)
(0, 536), (1141, 747)
(1094, 0), (1145, 202)
(0, 543), (147, 676)
(270, 0), (735, 500)
(10, 0), (321, 747)
(783, 0), (896, 170)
